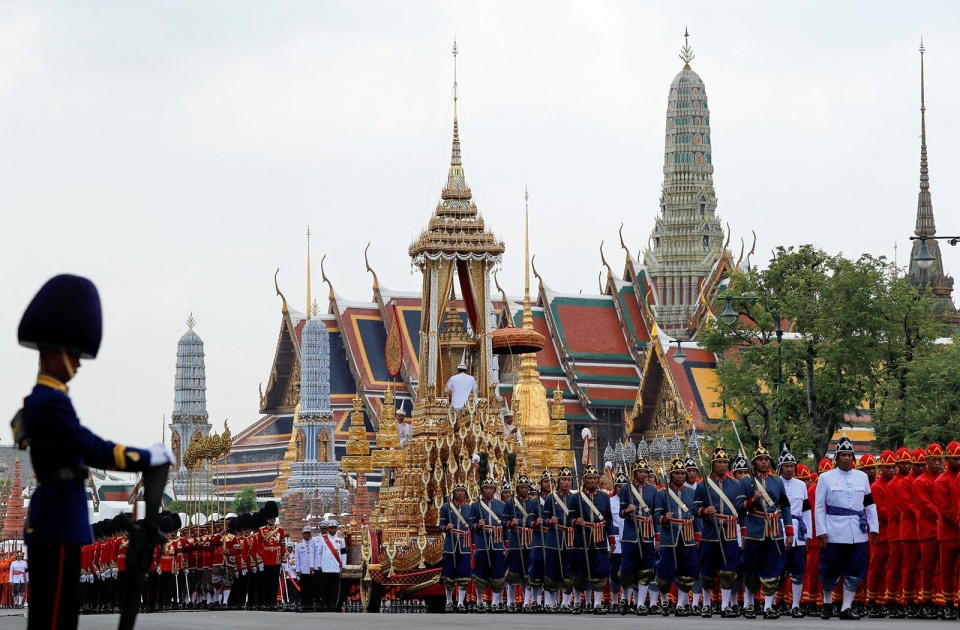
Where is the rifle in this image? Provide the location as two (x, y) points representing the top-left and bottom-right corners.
(694, 449), (727, 567)
(729, 421), (783, 555)
(118, 463), (169, 630)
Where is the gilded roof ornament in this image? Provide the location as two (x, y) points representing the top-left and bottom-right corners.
(680, 27), (695, 69)
(186, 312), (196, 331)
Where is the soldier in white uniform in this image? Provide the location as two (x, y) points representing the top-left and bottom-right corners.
(397, 406), (411, 448)
(444, 364), (478, 411)
(294, 526), (317, 612)
(778, 445), (812, 618)
(9, 551), (28, 608)
(503, 410), (522, 444)
(815, 435), (879, 620)
(316, 520), (346, 612)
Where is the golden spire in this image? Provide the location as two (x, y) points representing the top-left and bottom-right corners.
(680, 26), (695, 69)
(306, 225), (312, 321)
(522, 186), (534, 331)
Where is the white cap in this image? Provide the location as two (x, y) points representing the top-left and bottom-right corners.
(301, 525), (312, 533)
(327, 519), (339, 527)
(457, 363), (468, 370)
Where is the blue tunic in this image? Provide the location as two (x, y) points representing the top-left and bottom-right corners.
(439, 501), (473, 553)
(23, 375), (153, 545)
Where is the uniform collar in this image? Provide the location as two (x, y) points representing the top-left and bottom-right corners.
(37, 373), (69, 394)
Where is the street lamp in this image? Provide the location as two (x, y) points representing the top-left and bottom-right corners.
(672, 339), (687, 364)
(717, 295), (759, 326)
(910, 234), (960, 270)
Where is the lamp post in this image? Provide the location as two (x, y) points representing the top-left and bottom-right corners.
(910, 234), (960, 270)
(717, 294), (783, 449)
(671, 339), (687, 364)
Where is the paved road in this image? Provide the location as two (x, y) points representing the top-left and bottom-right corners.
(2, 610), (959, 630)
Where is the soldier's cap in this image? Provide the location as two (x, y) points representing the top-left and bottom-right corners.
(711, 445), (730, 463)
(879, 449), (897, 466)
(752, 441), (771, 461)
(633, 458), (650, 473)
(946, 441), (960, 459)
(396, 405), (406, 417)
(160, 515), (176, 534)
(731, 455), (749, 472)
(777, 443), (797, 470)
(327, 520), (339, 528)
(796, 463), (811, 480)
(456, 363), (468, 371)
(895, 446), (913, 463)
(669, 457), (687, 473)
(926, 443), (944, 458)
(557, 466), (573, 479)
(858, 452), (877, 469)
(18, 274), (103, 359)
(500, 480), (512, 492)
(817, 457), (834, 473)
(539, 470), (554, 482)
(583, 464), (600, 477)
(614, 471), (628, 485)
(317, 520), (329, 528)
(683, 457), (697, 470)
(452, 481), (470, 496)
(515, 474), (532, 488)
(912, 447), (927, 465)
(301, 525), (313, 533)
(481, 476), (497, 487)
(264, 500), (279, 519)
(834, 434), (855, 456)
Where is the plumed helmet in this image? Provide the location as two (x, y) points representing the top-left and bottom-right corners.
(711, 444), (730, 463)
(452, 481), (469, 498)
(834, 433), (855, 456)
(264, 500), (279, 519)
(614, 471), (628, 485)
(515, 474), (531, 488)
(858, 453), (877, 469)
(731, 454), (749, 472)
(481, 476), (497, 488)
(18, 274), (103, 359)
(752, 441), (771, 461)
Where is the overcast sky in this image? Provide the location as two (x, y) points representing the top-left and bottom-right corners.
(2, 1), (959, 451)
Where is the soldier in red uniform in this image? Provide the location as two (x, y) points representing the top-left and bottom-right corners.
(897, 447), (925, 617)
(939, 441), (960, 620)
(866, 449), (896, 617)
(915, 443), (942, 618)
(801, 458), (831, 615)
(886, 446), (912, 617)
(258, 501), (285, 610)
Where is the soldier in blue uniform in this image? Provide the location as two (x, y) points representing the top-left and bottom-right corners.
(618, 457), (658, 616)
(572, 465), (613, 615)
(471, 476), (507, 612)
(503, 475), (533, 611)
(739, 441), (794, 619)
(15, 274), (173, 630)
(654, 457), (702, 617)
(527, 470), (557, 611)
(544, 466), (577, 611)
(693, 444), (745, 618)
(439, 482), (473, 612)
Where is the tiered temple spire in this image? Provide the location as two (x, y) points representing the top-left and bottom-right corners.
(906, 41), (957, 323)
(169, 314), (213, 498)
(644, 29), (725, 339)
(2, 456), (25, 542)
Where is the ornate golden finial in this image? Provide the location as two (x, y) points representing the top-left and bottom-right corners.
(364, 242), (380, 293)
(531, 254), (543, 287)
(680, 27), (695, 69)
(723, 222), (732, 253)
(618, 223), (631, 263)
(745, 230), (757, 270)
(274, 268), (289, 315)
(599, 240), (614, 285)
(306, 225), (312, 320)
(186, 312), (196, 331)
(493, 270), (511, 319)
(320, 254), (335, 303)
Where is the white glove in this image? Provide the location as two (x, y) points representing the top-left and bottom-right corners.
(148, 443), (175, 466)
(252, 566), (258, 573)
(242, 568), (247, 576)
(258, 563), (264, 571)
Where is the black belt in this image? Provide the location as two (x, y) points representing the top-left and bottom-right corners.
(37, 466), (89, 484)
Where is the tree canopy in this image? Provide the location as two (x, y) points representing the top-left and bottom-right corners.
(232, 485), (258, 514)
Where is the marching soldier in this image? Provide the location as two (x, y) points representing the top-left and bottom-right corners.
(317, 520), (345, 612)
(572, 465), (613, 614)
(544, 467), (577, 612)
(15, 275), (173, 630)
(618, 457), (658, 616)
(503, 476), (533, 611)
(654, 457), (701, 617)
(778, 444), (811, 617)
(914, 443), (942, 618)
(527, 471), (558, 612)
(693, 444), (744, 618)
(471, 476), (507, 612)
(257, 501), (284, 610)
(439, 482), (473, 612)
(294, 525), (316, 612)
(739, 442), (793, 619)
(886, 446), (913, 617)
(936, 441), (960, 620)
(814, 435), (879, 620)
(608, 470), (627, 610)
(9, 551), (27, 609)
(866, 449), (896, 617)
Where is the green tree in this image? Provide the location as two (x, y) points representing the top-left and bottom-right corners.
(700, 245), (939, 461)
(232, 485), (258, 514)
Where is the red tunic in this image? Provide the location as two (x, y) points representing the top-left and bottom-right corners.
(913, 470), (939, 541)
(258, 525), (285, 566)
(898, 472), (919, 541)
